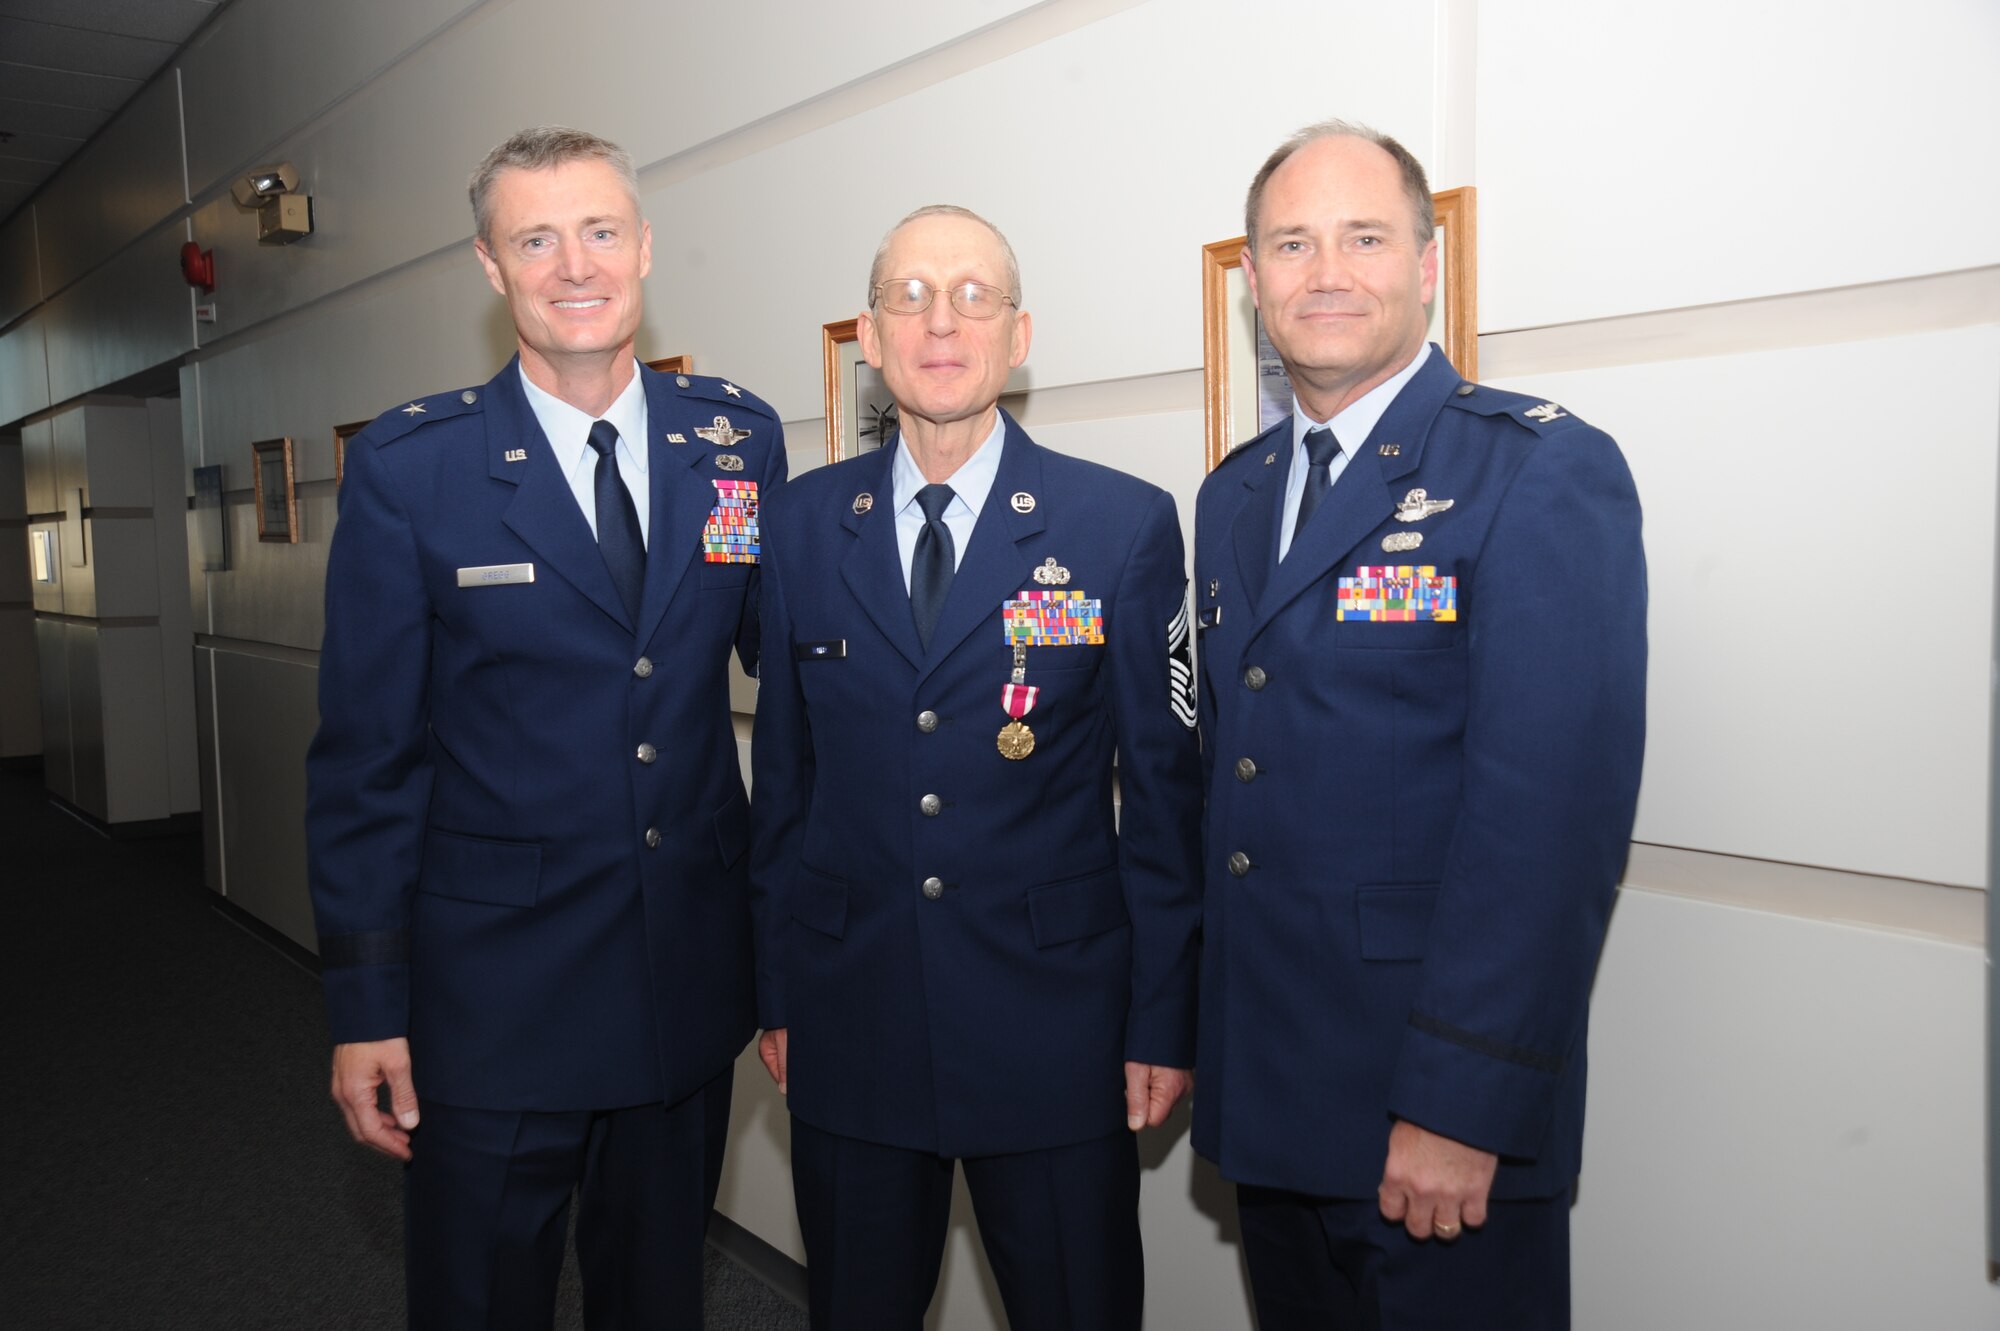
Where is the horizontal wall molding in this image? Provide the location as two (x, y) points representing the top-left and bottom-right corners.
(197, 634), (321, 668)
(36, 613), (162, 629)
(1481, 264), (2000, 380)
(1622, 841), (1982, 947)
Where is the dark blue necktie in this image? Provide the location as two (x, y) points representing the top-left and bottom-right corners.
(910, 483), (956, 648)
(1291, 426), (1343, 549)
(586, 419), (645, 622)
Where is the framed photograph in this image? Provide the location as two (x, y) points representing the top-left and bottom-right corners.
(251, 436), (299, 544)
(821, 318), (899, 465)
(1200, 185), (1477, 471)
(645, 354), (693, 376)
(332, 420), (368, 488)
(192, 464), (228, 572)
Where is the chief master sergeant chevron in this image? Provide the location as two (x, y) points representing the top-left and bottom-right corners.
(304, 126), (784, 1329)
(1193, 120), (1646, 1329)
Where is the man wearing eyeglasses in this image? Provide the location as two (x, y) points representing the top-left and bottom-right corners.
(747, 204), (1204, 1329)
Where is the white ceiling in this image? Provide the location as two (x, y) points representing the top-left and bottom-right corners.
(0, 0), (222, 224)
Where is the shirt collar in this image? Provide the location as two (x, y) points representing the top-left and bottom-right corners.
(518, 359), (650, 474)
(1291, 342), (1432, 454)
(891, 412), (1007, 519)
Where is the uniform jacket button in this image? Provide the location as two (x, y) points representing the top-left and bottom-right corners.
(916, 710), (939, 733)
(644, 827), (662, 849)
(920, 793), (942, 816)
(1235, 757), (1258, 782)
(636, 743), (658, 764)
(633, 657), (654, 678)
(1227, 851), (1251, 877)
(921, 876), (944, 900)
(1243, 665), (1267, 691)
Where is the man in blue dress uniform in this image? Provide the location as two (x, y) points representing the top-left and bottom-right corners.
(305, 126), (784, 1329)
(748, 205), (1204, 1330)
(1193, 121), (1647, 1329)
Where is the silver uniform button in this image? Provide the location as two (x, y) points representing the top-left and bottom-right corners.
(1234, 757), (1258, 783)
(634, 657), (654, 678)
(916, 710), (939, 734)
(1243, 665), (1267, 691)
(644, 827), (662, 849)
(920, 793), (942, 816)
(1227, 851), (1251, 878)
(461, 390), (478, 404)
(921, 876), (944, 900)
(636, 743), (658, 764)
(676, 375), (691, 388)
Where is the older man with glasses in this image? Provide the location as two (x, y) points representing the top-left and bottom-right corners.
(747, 204), (1204, 1330)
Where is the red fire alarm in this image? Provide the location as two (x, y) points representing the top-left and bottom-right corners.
(180, 241), (216, 291)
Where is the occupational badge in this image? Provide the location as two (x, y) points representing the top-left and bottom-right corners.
(695, 415), (751, 447)
(1381, 531), (1422, 553)
(1031, 557), (1071, 586)
(1393, 488), (1454, 522)
(715, 453), (745, 472)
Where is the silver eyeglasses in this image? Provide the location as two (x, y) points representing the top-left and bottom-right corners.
(872, 278), (1017, 319)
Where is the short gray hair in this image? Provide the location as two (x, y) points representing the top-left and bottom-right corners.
(866, 204), (1023, 306)
(469, 126), (640, 245)
(1244, 119), (1434, 254)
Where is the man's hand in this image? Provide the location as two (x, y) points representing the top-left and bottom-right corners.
(331, 1038), (420, 1161)
(758, 1028), (788, 1095)
(1123, 1062), (1192, 1131)
(1377, 1120), (1498, 1241)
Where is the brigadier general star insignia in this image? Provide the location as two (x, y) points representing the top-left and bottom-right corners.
(401, 402), (426, 416)
(695, 415), (751, 447)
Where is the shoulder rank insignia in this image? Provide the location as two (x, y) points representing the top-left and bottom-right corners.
(1524, 402), (1568, 424)
(696, 415), (751, 447)
(1394, 488), (1454, 522)
(401, 402), (426, 416)
(722, 382), (743, 397)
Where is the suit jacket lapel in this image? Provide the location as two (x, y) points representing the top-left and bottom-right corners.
(1246, 350), (1457, 635)
(1228, 420), (1293, 614)
(490, 360), (632, 629)
(838, 447), (924, 671)
(919, 415), (1048, 682)
(636, 367), (722, 645)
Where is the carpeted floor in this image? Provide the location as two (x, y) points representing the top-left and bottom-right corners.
(0, 764), (805, 1330)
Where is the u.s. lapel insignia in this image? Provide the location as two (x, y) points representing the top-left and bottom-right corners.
(853, 492), (874, 515)
(401, 402), (426, 416)
(503, 448), (527, 463)
(1382, 531), (1422, 553)
(1010, 492), (1036, 513)
(715, 453), (746, 472)
(1265, 452), (1277, 465)
(722, 382), (743, 398)
(1208, 578), (1219, 597)
(695, 415), (751, 447)
(1032, 557), (1071, 586)
(1378, 443), (1402, 456)
(1525, 402), (1568, 424)
(666, 432), (688, 444)
(1394, 488), (1454, 522)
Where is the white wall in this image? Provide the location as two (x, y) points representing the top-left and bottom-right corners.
(3, 0), (1996, 1325)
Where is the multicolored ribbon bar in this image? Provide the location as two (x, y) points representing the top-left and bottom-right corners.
(1002, 588), (1105, 645)
(1336, 564), (1458, 621)
(703, 479), (760, 564)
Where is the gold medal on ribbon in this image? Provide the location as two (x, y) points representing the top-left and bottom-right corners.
(997, 719), (1035, 760)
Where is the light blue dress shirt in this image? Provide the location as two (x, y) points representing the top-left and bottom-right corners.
(519, 360), (652, 547)
(890, 413), (1005, 591)
(1277, 342), (1432, 560)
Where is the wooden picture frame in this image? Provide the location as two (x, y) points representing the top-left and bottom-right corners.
(332, 420), (368, 488)
(1200, 185), (1477, 471)
(645, 354), (693, 376)
(251, 437), (299, 543)
(821, 318), (898, 466)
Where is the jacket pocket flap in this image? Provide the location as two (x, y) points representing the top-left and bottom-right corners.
(1356, 883), (1439, 961)
(790, 867), (848, 939)
(417, 828), (542, 908)
(1027, 869), (1128, 947)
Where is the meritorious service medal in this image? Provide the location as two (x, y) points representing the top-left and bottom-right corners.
(998, 649), (1038, 760)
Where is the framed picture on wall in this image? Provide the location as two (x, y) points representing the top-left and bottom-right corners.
(1200, 185), (1477, 471)
(251, 437), (299, 543)
(821, 318), (899, 465)
(332, 420), (368, 488)
(645, 354), (693, 376)
(193, 464), (228, 572)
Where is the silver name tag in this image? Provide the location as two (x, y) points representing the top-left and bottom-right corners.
(457, 563), (535, 587)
